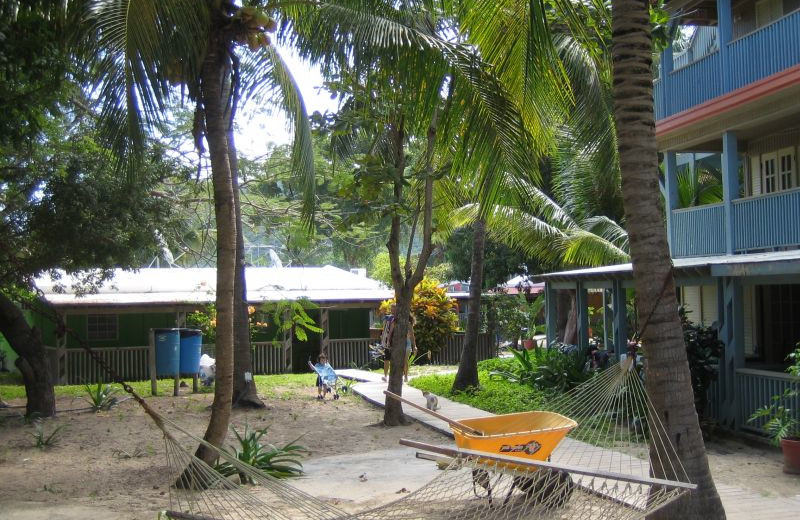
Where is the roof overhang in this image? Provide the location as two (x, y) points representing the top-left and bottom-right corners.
(534, 250), (800, 285)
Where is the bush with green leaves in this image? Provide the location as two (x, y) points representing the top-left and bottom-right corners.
(84, 382), (119, 411)
(380, 279), (459, 355)
(215, 424), (309, 484)
(680, 310), (723, 421)
(489, 345), (594, 393)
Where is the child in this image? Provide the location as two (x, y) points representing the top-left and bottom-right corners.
(313, 353), (334, 400)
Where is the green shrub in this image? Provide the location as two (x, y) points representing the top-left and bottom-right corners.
(380, 278), (459, 354)
(215, 424), (308, 484)
(31, 420), (64, 449)
(410, 371), (547, 415)
(84, 382), (119, 411)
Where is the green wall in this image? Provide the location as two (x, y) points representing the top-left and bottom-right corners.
(64, 312), (176, 348)
(329, 309), (370, 339)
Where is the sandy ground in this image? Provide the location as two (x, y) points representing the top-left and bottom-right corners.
(0, 387), (798, 519)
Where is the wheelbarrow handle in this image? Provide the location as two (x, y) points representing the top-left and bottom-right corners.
(383, 390), (483, 436)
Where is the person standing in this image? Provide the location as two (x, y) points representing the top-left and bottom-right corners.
(380, 304), (396, 382)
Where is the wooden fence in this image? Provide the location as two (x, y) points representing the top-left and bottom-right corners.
(45, 332), (496, 385)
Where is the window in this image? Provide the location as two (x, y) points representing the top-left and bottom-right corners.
(755, 0), (783, 28)
(778, 147), (795, 191)
(87, 314), (118, 341)
(761, 152), (777, 193)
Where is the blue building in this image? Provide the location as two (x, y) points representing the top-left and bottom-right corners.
(538, 0), (800, 433)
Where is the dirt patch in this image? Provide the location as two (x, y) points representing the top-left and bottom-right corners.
(0, 389), (447, 519)
(0, 389), (798, 519)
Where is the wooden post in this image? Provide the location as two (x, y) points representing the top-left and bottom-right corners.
(148, 328), (157, 396)
(320, 307), (330, 357)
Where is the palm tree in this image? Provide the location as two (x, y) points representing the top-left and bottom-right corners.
(610, 1), (724, 517)
(86, 0), (317, 462)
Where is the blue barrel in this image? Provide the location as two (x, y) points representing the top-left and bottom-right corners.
(154, 328), (180, 377)
(179, 328), (203, 375)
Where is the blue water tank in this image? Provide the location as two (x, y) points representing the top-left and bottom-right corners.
(154, 328), (180, 377)
(179, 328), (203, 375)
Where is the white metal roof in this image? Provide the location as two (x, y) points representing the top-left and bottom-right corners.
(534, 249), (800, 282)
(36, 266), (394, 307)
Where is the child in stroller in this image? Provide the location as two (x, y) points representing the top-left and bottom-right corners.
(309, 353), (339, 400)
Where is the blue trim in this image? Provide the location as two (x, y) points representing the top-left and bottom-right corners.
(721, 132), (738, 254)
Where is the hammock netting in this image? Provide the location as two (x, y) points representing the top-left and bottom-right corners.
(156, 359), (694, 520)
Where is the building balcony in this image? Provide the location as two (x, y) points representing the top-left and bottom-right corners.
(654, 9), (800, 121)
(669, 188), (800, 257)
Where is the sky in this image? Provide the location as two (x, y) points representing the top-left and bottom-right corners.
(234, 44), (340, 158)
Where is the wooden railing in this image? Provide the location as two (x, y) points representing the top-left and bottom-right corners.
(46, 345), (149, 385)
(431, 333), (495, 365)
(327, 338), (373, 369)
(732, 188), (800, 252)
(655, 10), (800, 121)
(736, 367), (799, 434)
(45, 332), (498, 384)
(670, 203), (726, 257)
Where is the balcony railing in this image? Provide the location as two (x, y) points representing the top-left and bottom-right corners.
(732, 188), (800, 251)
(736, 367), (798, 434)
(670, 203), (725, 257)
(655, 10), (800, 120)
(669, 189), (800, 257)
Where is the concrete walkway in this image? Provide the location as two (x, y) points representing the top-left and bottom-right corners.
(337, 369), (800, 520)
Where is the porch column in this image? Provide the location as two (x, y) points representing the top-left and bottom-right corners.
(602, 289), (611, 351)
(611, 280), (627, 355)
(320, 308), (330, 356)
(717, 0), (734, 89)
(282, 309), (292, 373)
(721, 131), (739, 254)
(664, 152), (679, 256)
(717, 276), (744, 428)
(545, 282), (557, 347)
(576, 282), (589, 350)
(659, 37), (673, 115)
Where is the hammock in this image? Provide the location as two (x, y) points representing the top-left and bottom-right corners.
(151, 358), (694, 520)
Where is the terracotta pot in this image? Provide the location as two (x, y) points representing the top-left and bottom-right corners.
(781, 438), (800, 474)
(522, 339), (535, 350)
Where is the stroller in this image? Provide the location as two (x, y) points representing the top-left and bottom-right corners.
(308, 358), (340, 400)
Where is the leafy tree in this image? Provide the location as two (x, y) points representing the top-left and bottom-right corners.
(445, 226), (540, 289)
(0, 117), (179, 416)
(379, 279), (459, 356)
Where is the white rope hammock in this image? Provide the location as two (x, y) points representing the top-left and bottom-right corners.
(151, 358), (695, 520)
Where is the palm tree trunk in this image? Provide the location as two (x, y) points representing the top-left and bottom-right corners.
(228, 129), (265, 409)
(195, 33), (235, 464)
(611, 2), (725, 517)
(452, 219), (486, 391)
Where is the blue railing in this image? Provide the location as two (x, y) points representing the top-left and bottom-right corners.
(737, 368), (799, 434)
(656, 10), (800, 120)
(667, 51), (722, 115)
(670, 203), (725, 257)
(729, 10), (800, 91)
(732, 188), (800, 252)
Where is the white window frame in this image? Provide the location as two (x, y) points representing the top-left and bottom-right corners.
(761, 151), (777, 194)
(778, 146), (795, 191)
(87, 314), (118, 341)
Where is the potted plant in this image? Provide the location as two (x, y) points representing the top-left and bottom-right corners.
(522, 294), (546, 350)
(748, 346), (800, 474)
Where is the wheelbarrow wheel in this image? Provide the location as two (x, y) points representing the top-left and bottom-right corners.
(512, 470), (574, 509)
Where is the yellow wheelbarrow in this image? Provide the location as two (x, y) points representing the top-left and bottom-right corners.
(386, 390), (578, 507)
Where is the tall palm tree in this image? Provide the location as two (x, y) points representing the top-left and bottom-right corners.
(611, 1), (724, 517)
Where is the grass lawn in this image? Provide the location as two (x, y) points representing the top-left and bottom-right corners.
(0, 372), (319, 402)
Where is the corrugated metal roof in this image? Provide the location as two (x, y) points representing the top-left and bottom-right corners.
(534, 249), (800, 283)
(35, 267), (394, 307)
